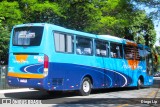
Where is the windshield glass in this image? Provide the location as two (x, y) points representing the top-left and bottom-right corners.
(13, 26), (44, 46)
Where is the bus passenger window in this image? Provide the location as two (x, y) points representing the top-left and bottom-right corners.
(96, 49), (100, 56)
(124, 46), (136, 60)
(110, 43), (122, 58)
(95, 40), (108, 57)
(76, 36), (93, 55)
(13, 26), (44, 46)
(84, 48), (91, 54)
(138, 47), (147, 61)
(54, 32), (73, 53)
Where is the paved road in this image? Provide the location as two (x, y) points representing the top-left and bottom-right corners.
(0, 77), (160, 107)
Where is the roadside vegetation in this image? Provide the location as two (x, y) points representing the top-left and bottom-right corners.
(0, 0), (159, 71)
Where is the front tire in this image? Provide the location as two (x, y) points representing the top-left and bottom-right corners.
(79, 77), (92, 96)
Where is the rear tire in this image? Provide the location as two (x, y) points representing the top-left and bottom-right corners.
(79, 77), (92, 96)
(137, 79), (143, 89)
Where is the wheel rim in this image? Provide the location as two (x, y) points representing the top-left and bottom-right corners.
(83, 81), (90, 93)
(138, 79), (141, 86)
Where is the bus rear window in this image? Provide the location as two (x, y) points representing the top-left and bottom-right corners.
(13, 26), (44, 46)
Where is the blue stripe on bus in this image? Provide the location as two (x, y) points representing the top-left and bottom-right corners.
(19, 62), (132, 88)
(20, 64), (43, 74)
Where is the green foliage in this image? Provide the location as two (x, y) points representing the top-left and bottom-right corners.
(57, 0), (132, 38)
(19, 0), (63, 23)
(96, 0), (133, 37)
(153, 46), (160, 72)
(57, 0), (102, 32)
(0, 0), (157, 64)
(156, 46), (160, 55)
(158, 56), (160, 70)
(155, 55), (160, 72)
(127, 10), (156, 47)
(0, 17), (10, 65)
(0, 1), (22, 29)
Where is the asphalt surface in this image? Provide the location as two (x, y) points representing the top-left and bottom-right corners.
(0, 77), (159, 107)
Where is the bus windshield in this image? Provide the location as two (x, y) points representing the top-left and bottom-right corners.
(13, 26), (44, 46)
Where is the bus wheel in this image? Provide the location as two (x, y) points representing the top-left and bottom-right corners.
(79, 77), (92, 96)
(137, 79), (143, 89)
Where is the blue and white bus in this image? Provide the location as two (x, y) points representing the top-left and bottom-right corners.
(8, 23), (153, 96)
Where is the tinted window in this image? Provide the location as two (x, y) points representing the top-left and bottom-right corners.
(13, 27), (44, 46)
(110, 43), (123, 58)
(138, 47), (149, 61)
(76, 36), (93, 55)
(124, 45), (140, 60)
(124, 46), (134, 60)
(54, 32), (73, 53)
(95, 40), (109, 57)
(145, 49), (153, 75)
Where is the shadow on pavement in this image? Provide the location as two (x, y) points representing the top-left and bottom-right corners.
(4, 87), (143, 100)
(4, 87), (158, 106)
(4, 90), (79, 100)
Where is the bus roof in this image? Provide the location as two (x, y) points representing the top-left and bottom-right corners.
(97, 35), (125, 43)
(13, 23), (148, 47)
(49, 24), (97, 38)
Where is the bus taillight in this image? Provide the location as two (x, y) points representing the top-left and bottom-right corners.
(44, 55), (49, 77)
(44, 55), (49, 68)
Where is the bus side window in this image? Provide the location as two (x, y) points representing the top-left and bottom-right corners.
(138, 48), (146, 61)
(124, 46), (134, 60)
(54, 32), (74, 53)
(135, 47), (140, 60)
(95, 40), (108, 57)
(110, 43), (122, 58)
(76, 36), (93, 55)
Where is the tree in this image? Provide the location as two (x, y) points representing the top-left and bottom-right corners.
(0, 17), (10, 65)
(0, 1), (22, 30)
(94, 0), (133, 37)
(154, 46), (160, 72)
(156, 46), (160, 55)
(57, 0), (156, 46)
(56, 0), (102, 32)
(57, 0), (133, 37)
(18, 0), (63, 24)
(126, 10), (156, 47)
(0, 1), (22, 64)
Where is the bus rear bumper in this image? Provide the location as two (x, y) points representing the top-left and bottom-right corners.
(7, 76), (45, 89)
(7, 77), (67, 91)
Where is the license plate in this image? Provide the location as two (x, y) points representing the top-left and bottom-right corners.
(20, 79), (27, 83)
